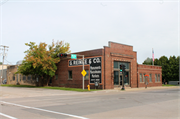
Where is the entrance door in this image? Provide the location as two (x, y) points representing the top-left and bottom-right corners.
(114, 71), (119, 85)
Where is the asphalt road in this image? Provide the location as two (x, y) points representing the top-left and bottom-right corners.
(0, 86), (179, 119)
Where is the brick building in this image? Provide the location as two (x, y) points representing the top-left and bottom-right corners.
(6, 65), (36, 86)
(52, 41), (162, 89)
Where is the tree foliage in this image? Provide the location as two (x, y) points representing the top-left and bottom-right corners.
(16, 40), (70, 86)
(142, 57), (153, 65)
(142, 55), (179, 82)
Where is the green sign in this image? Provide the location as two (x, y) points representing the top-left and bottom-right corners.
(71, 54), (77, 59)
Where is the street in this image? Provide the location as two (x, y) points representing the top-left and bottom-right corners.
(0, 86), (179, 119)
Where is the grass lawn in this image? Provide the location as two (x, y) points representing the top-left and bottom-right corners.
(0, 84), (99, 92)
(162, 84), (179, 86)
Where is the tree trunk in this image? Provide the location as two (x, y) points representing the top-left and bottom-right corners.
(46, 75), (50, 86)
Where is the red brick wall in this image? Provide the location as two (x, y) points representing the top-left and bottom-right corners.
(137, 64), (162, 87)
(54, 41), (162, 89)
(104, 42), (137, 89)
(53, 49), (104, 89)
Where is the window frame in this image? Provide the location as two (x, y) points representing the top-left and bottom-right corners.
(140, 73), (142, 82)
(23, 75), (26, 80)
(13, 74), (15, 81)
(143, 73), (146, 82)
(158, 74), (160, 82)
(68, 70), (72, 80)
(28, 75), (31, 80)
(149, 74), (152, 82)
(155, 74), (157, 82)
(55, 74), (58, 80)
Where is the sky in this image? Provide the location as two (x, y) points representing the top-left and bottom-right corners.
(0, 0), (179, 65)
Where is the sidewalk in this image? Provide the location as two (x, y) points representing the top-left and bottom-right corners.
(94, 86), (180, 93)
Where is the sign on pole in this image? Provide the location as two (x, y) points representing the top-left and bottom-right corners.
(81, 70), (87, 77)
(71, 54), (77, 59)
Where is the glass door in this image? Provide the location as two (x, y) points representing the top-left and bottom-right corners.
(114, 71), (119, 85)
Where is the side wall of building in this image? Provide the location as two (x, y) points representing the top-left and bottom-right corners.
(137, 64), (162, 87)
(6, 65), (36, 85)
(53, 48), (104, 89)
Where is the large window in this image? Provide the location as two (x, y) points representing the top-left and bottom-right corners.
(85, 70), (89, 79)
(140, 73), (142, 82)
(155, 74), (157, 82)
(13, 74), (15, 80)
(143, 74), (145, 82)
(149, 74), (152, 82)
(16, 74), (18, 81)
(19, 75), (21, 81)
(23, 75), (26, 80)
(68, 71), (72, 79)
(114, 61), (130, 70)
(28, 75), (31, 80)
(158, 74), (160, 82)
(114, 61), (130, 86)
(55, 74), (58, 80)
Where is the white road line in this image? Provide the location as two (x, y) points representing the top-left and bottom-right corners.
(0, 101), (88, 119)
(0, 112), (18, 119)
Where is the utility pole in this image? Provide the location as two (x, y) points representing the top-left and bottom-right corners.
(0, 45), (9, 85)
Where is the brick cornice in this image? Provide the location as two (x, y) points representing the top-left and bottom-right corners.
(110, 53), (134, 59)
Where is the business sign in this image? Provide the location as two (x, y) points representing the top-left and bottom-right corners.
(69, 57), (101, 83)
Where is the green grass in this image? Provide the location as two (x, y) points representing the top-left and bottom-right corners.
(162, 84), (179, 86)
(0, 84), (99, 92)
(1, 84), (37, 88)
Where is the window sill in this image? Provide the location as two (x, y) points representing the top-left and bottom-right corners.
(84, 79), (89, 80)
(68, 78), (73, 80)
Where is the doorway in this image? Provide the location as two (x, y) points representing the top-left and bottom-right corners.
(114, 71), (123, 86)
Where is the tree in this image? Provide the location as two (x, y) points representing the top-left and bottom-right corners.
(142, 55), (179, 83)
(158, 56), (169, 82)
(16, 40), (70, 86)
(143, 57), (153, 65)
(169, 56), (179, 81)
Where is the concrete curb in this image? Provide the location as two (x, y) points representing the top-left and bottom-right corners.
(95, 86), (180, 93)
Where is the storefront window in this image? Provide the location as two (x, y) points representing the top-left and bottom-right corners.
(113, 61), (130, 86)
(124, 72), (129, 85)
(114, 61), (130, 70)
(114, 61), (118, 69)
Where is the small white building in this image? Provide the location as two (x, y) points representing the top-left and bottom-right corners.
(0, 64), (9, 80)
